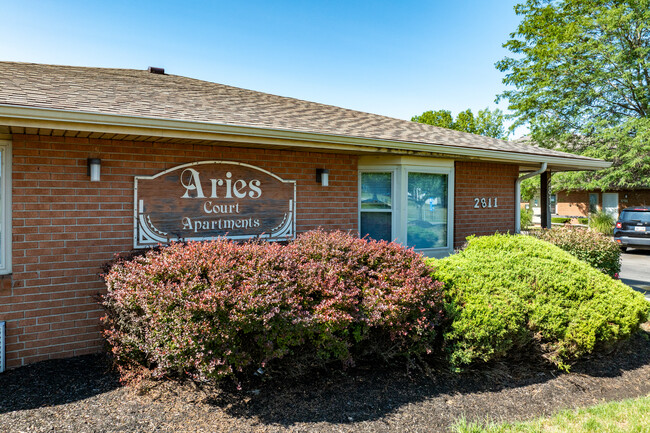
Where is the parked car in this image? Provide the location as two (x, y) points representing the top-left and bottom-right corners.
(614, 207), (650, 251)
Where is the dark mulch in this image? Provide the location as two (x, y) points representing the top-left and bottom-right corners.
(2, 324), (650, 433)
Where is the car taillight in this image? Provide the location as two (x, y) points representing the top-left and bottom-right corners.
(616, 222), (622, 229)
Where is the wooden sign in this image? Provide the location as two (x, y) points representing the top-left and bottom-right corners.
(134, 161), (296, 248)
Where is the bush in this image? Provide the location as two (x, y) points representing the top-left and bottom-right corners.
(590, 210), (615, 235)
(428, 234), (648, 370)
(530, 226), (621, 277)
(102, 230), (445, 383)
(578, 217), (589, 224)
(551, 217), (571, 224)
(520, 207), (533, 230)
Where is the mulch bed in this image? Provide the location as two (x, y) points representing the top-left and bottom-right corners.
(2, 324), (650, 433)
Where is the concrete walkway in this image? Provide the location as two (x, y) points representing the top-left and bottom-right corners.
(619, 249), (650, 301)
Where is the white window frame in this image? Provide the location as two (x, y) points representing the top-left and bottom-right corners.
(402, 166), (454, 256)
(0, 140), (11, 275)
(358, 169), (397, 242)
(359, 157), (454, 258)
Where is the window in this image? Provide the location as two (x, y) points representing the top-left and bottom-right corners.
(359, 172), (393, 241)
(619, 209), (650, 223)
(589, 193), (599, 213)
(407, 172), (448, 249)
(550, 194), (557, 215)
(358, 157), (454, 256)
(0, 140), (11, 274)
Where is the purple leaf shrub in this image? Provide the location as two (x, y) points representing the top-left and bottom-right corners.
(102, 230), (444, 383)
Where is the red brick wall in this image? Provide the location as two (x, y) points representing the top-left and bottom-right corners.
(619, 190), (650, 209)
(557, 190), (650, 218)
(556, 191), (591, 217)
(454, 161), (519, 247)
(1, 134), (358, 369)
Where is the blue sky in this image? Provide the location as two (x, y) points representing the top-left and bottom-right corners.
(0, 0), (526, 136)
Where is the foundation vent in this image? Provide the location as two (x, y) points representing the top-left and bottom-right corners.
(0, 321), (4, 373)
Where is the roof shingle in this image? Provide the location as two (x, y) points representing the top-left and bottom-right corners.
(0, 62), (597, 162)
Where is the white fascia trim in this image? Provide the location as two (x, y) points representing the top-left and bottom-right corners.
(0, 105), (612, 170)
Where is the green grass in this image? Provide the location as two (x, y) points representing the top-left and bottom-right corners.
(452, 394), (650, 432)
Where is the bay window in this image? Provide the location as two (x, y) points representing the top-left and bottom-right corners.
(359, 157), (453, 257)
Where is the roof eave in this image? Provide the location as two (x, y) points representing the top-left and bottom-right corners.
(0, 105), (611, 171)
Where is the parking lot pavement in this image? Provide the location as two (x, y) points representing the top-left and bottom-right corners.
(619, 249), (650, 301)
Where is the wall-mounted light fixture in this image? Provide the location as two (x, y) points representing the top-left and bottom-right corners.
(88, 158), (101, 182)
(316, 168), (329, 187)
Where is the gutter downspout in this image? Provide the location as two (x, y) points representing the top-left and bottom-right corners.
(515, 162), (547, 233)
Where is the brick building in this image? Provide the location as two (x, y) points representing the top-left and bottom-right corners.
(0, 62), (609, 370)
(555, 189), (650, 221)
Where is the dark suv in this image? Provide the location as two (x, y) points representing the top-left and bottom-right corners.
(614, 207), (650, 251)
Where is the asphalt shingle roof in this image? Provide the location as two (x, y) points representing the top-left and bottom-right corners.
(0, 62), (598, 162)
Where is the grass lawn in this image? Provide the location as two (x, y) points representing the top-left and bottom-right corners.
(453, 394), (650, 433)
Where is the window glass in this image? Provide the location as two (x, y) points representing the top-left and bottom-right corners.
(407, 172), (447, 249)
(360, 212), (392, 241)
(589, 193), (598, 213)
(550, 194), (557, 214)
(360, 173), (391, 209)
(360, 172), (392, 241)
(620, 210), (650, 223)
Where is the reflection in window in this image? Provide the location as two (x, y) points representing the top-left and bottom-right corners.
(360, 173), (391, 209)
(360, 172), (392, 241)
(407, 172), (447, 249)
(589, 193), (598, 213)
(550, 194), (557, 215)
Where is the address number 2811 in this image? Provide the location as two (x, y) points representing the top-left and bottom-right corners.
(474, 197), (498, 208)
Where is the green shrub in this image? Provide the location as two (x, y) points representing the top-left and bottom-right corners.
(578, 217), (589, 225)
(427, 234), (648, 370)
(530, 226), (621, 278)
(590, 210), (615, 235)
(102, 230), (445, 383)
(520, 207), (533, 230)
(551, 217), (571, 224)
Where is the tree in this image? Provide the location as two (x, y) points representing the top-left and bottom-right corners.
(411, 110), (454, 129)
(552, 118), (650, 190)
(411, 107), (508, 139)
(454, 109), (478, 134)
(497, 0), (650, 190)
(476, 108), (510, 140)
